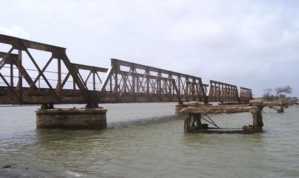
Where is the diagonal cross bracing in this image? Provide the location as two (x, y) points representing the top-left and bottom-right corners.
(0, 34), (91, 104)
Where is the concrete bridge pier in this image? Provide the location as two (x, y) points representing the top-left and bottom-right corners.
(181, 100), (265, 133)
(241, 100), (264, 132)
(251, 106), (264, 132)
(184, 113), (208, 132)
(36, 104), (107, 129)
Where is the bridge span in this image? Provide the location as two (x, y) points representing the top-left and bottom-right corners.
(0, 34), (253, 129)
(0, 34), (252, 105)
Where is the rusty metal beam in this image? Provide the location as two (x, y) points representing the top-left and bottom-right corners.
(0, 34), (65, 54)
(72, 63), (108, 73)
(0, 47), (14, 70)
(15, 55), (37, 89)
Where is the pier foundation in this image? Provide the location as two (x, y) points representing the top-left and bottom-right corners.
(36, 107), (107, 129)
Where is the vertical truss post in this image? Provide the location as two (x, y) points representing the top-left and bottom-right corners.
(114, 60), (119, 102)
(10, 58), (13, 87)
(17, 49), (23, 102)
(236, 87), (240, 103)
(185, 76), (189, 102)
(178, 74), (181, 101)
(191, 77), (196, 101)
(93, 70), (96, 91)
(57, 58), (62, 100)
(168, 72), (172, 101)
(146, 67), (150, 102)
(109, 73), (112, 92)
(158, 70), (161, 101)
(132, 64), (136, 101)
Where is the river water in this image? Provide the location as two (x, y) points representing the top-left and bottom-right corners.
(0, 103), (299, 178)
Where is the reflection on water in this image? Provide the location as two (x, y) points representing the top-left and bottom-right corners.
(0, 103), (299, 178)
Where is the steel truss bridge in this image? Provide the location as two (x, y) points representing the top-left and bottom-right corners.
(0, 34), (252, 106)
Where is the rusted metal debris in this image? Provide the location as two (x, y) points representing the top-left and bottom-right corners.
(0, 34), (253, 105)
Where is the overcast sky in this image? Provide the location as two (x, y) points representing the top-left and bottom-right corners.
(1, 0), (298, 97)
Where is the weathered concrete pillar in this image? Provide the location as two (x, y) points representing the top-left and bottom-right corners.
(251, 106), (264, 132)
(184, 113), (191, 132)
(36, 106), (107, 129)
(244, 100), (265, 133)
(184, 113), (202, 132)
(194, 114), (202, 128)
(279, 104), (284, 113)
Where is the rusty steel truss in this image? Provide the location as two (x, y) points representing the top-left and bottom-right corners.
(0, 34), (252, 105)
(99, 58), (208, 103)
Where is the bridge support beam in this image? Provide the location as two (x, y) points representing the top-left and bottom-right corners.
(36, 106), (107, 129)
(175, 101), (212, 114)
(264, 101), (284, 113)
(175, 103), (188, 114)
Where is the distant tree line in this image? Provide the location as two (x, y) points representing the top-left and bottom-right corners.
(263, 86), (292, 101)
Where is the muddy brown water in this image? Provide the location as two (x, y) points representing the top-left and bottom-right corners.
(1, 103), (299, 178)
